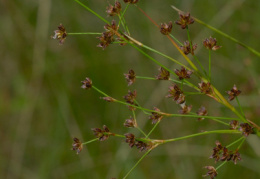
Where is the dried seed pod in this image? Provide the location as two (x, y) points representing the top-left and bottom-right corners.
(51, 24), (67, 45)
(175, 12), (194, 29)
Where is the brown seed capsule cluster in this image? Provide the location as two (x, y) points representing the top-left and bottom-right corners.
(123, 0), (139, 4)
(72, 137), (83, 154)
(174, 66), (193, 80)
(100, 97), (116, 102)
(124, 69), (136, 86)
(166, 84), (185, 104)
(239, 123), (254, 137)
(156, 67), (170, 80)
(81, 77), (92, 89)
(123, 90), (137, 110)
(197, 106), (208, 121)
(124, 133), (152, 152)
(92, 125), (112, 141)
(179, 103), (192, 114)
(180, 41), (197, 55)
(51, 24), (67, 45)
(97, 20), (118, 49)
(210, 141), (241, 164)
(226, 85), (241, 101)
(203, 166), (217, 179)
(149, 107), (163, 124)
(198, 81), (212, 94)
(203, 37), (222, 51)
(160, 21), (173, 35)
(124, 117), (137, 128)
(229, 120), (239, 130)
(175, 12), (194, 29)
(106, 1), (121, 16)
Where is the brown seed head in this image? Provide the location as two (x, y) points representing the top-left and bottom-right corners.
(226, 85), (241, 101)
(210, 141), (223, 162)
(229, 120), (239, 130)
(124, 133), (136, 148)
(175, 12), (194, 29)
(220, 147), (233, 161)
(239, 123), (254, 137)
(106, 1), (121, 16)
(149, 107), (163, 124)
(174, 66), (193, 80)
(198, 81), (212, 94)
(51, 24), (67, 45)
(135, 141), (150, 152)
(166, 84), (185, 104)
(123, 90), (137, 111)
(180, 41), (197, 55)
(156, 67), (170, 80)
(197, 106), (208, 121)
(92, 125), (111, 141)
(124, 117), (137, 128)
(232, 149), (241, 164)
(179, 104), (192, 114)
(123, 0), (139, 4)
(160, 21), (173, 35)
(203, 37), (222, 51)
(124, 69), (136, 86)
(101, 97), (116, 102)
(72, 137), (83, 154)
(203, 166), (218, 179)
(81, 77), (92, 89)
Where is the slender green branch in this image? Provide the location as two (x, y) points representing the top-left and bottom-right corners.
(132, 110), (148, 137)
(146, 121), (160, 139)
(236, 97), (245, 119)
(209, 50), (211, 82)
(82, 138), (99, 145)
(237, 137), (246, 149)
(216, 161), (227, 170)
(123, 149), (152, 179)
(67, 32), (102, 35)
(226, 136), (245, 148)
(169, 34), (183, 46)
(210, 118), (230, 126)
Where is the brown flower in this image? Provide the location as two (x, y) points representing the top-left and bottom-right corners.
(106, 1), (121, 16)
(198, 81), (212, 94)
(81, 77), (92, 89)
(179, 104), (192, 114)
(203, 37), (222, 51)
(92, 125), (111, 141)
(229, 120), (239, 130)
(135, 141), (150, 152)
(123, 0), (139, 4)
(72, 137), (83, 154)
(232, 149), (241, 164)
(124, 117), (137, 128)
(166, 84), (185, 104)
(226, 85), (241, 101)
(210, 141), (223, 162)
(156, 67), (170, 80)
(100, 97), (116, 102)
(97, 20), (118, 49)
(160, 21), (173, 35)
(149, 107), (163, 124)
(175, 12), (194, 29)
(123, 90), (137, 110)
(124, 69), (136, 86)
(51, 24), (67, 45)
(239, 123), (254, 137)
(203, 166), (217, 179)
(220, 147), (233, 161)
(180, 41), (197, 55)
(197, 106), (208, 121)
(174, 66), (193, 80)
(125, 133), (136, 148)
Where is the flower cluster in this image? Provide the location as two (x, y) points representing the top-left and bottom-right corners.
(124, 116), (137, 128)
(97, 20), (118, 49)
(203, 37), (222, 51)
(123, 90), (137, 110)
(123, 0), (139, 4)
(156, 67), (170, 80)
(72, 137), (83, 154)
(106, 1), (121, 16)
(124, 133), (152, 152)
(92, 125), (113, 141)
(160, 21), (173, 35)
(81, 77), (92, 89)
(166, 84), (185, 104)
(196, 106), (208, 121)
(180, 41), (197, 55)
(149, 107), (163, 124)
(239, 123), (254, 137)
(174, 66), (193, 80)
(198, 81), (212, 94)
(175, 12), (194, 29)
(226, 85), (241, 101)
(124, 69), (136, 86)
(203, 166), (217, 179)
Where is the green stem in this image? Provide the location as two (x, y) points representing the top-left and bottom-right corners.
(210, 118), (230, 126)
(67, 32), (102, 35)
(163, 130), (241, 143)
(193, 55), (208, 78)
(209, 50), (211, 82)
(236, 97), (245, 119)
(132, 110), (148, 137)
(216, 161), (227, 170)
(82, 138), (99, 145)
(123, 149), (152, 179)
(237, 137), (246, 149)
(226, 136), (245, 148)
(146, 121), (160, 139)
(169, 34), (183, 46)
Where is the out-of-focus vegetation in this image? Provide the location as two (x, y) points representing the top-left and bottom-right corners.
(1, 0), (260, 178)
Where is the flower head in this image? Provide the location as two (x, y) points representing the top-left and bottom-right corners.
(97, 20), (118, 49)
(229, 120), (239, 130)
(72, 137), (83, 154)
(203, 37), (222, 51)
(210, 141), (223, 162)
(232, 149), (242, 164)
(92, 125), (112, 141)
(81, 77), (92, 89)
(175, 12), (194, 29)
(124, 117), (137, 128)
(198, 81), (212, 94)
(149, 107), (163, 124)
(239, 123), (254, 137)
(166, 84), (185, 104)
(123, 90), (137, 110)
(123, 0), (139, 4)
(197, 106), (208, 121)
(51, 24), (67, 45)
(156, 67), (170, 80)
(124, 69), (136, 86)
(174, 66), (193, 80)
(203, 166), (217, 179)
(125, 133), (136, 148)
(180, 41), (197, 55)
(106, 1), (121, 16)
(160, 21), (173, 35)
(179, 104), (192, 114)
(226, 85), (241, 101)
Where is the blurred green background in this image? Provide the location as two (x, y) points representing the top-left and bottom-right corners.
(1, 0), (260, 178)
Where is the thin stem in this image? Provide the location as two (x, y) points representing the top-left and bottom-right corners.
(210, 118), (230, 126)
(236, 97), (245, 119)
(123, 149), (152, 179)
(193, 55), (208, 78)
(169, 34), (182, 46)
(67, 32), (102, 35)
(237, 137), (246, 149)
(226, 136), (245, 148)
(146, 121), (160, 139)
(216, 161), (227, 170)
(163, 130), (241, 143)
(181, 80), (183, 90)
(82, 138), (99, 145)
(132, 110), (148, 137)
(209, 50), (211, 82)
